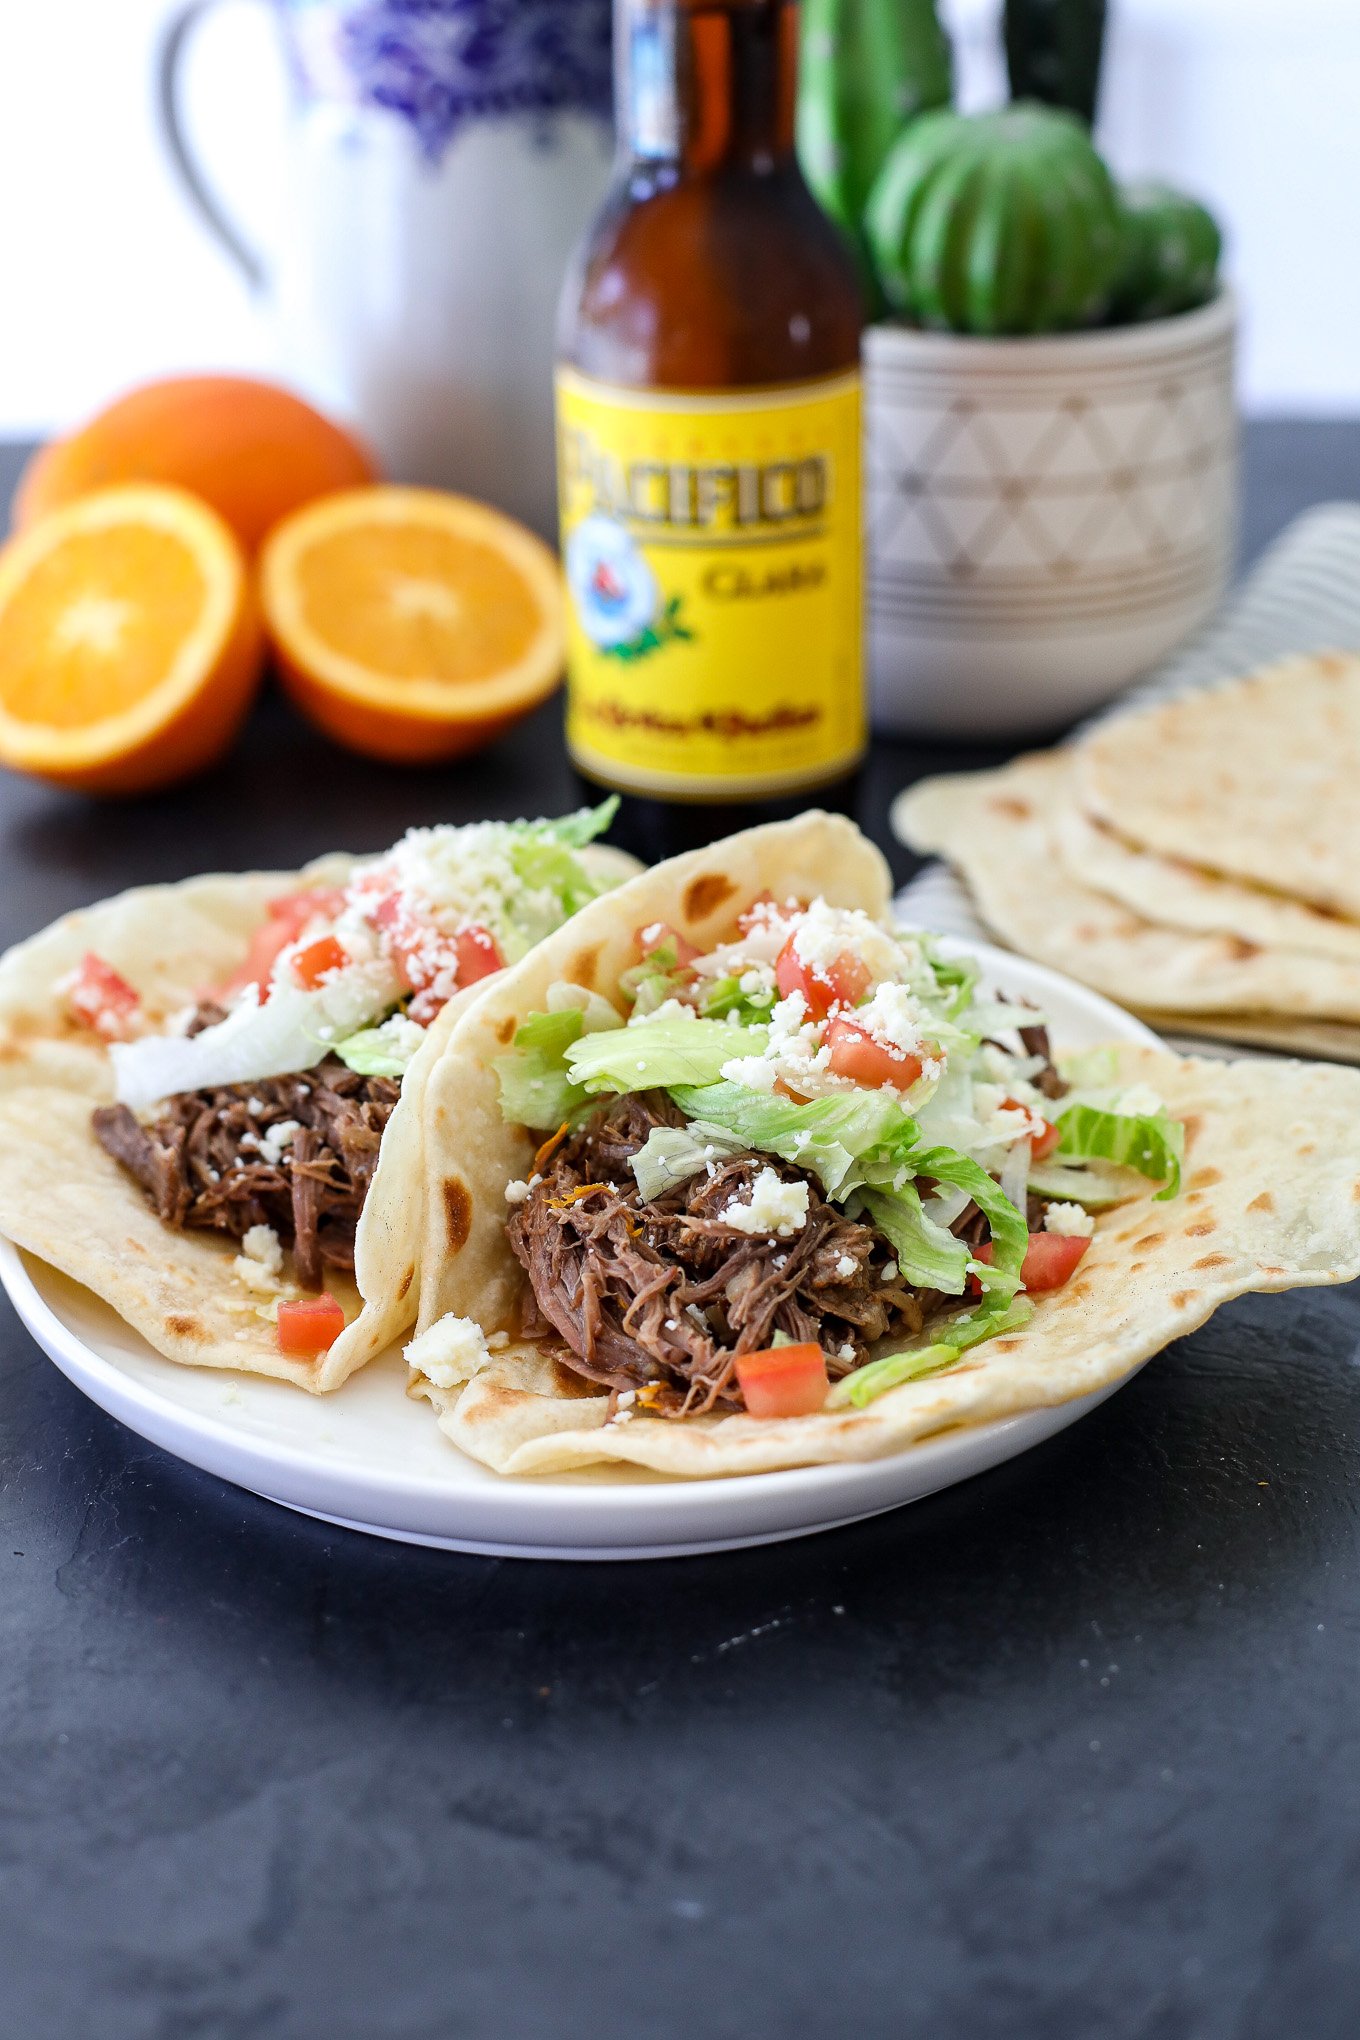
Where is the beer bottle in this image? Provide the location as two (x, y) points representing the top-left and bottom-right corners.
(556, 0), (865, 862)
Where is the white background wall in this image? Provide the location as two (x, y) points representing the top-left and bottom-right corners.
(1, 0), (1358, 437)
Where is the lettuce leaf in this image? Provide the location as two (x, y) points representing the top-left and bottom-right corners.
(833, 1296), (1033, 1408)
(495, 1007), (590, 1130)
(668, 1081), (917, 1198)
(1055, 1103), (1183, 1199)
(856, 1184), (971, 1295)
(568, 1017), (764, 1096)
(700, 973), (777, 1025)
(507, 801), (619, 920)
(628, 1122), (748, 1201)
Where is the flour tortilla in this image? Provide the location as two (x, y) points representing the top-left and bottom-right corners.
(1054, 793), (1360, 966)
(421, 1044), (1360, 1478)
(416, 811), (893, 1348)
(1076, 651), (1360, 921)
(1137, 1011), (1360, 1066)
(410, 813), (1360, 1480)
(895, 753), (1360, 1021)
(0, 860), (479, 1391)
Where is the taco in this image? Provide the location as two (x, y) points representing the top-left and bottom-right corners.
(0, 806), (634, 1390)
(406, 814), (1360, 1477)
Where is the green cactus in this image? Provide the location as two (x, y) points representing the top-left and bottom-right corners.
(798, 0), (953, 302)
(865, 104), (1123, 336)
(1004, 0), (1107, 126)
(1110, 182), (1224, 322)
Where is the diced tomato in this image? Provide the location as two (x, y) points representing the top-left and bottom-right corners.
(219, 888), (346, 1001)
(973, 1231), (1090, 1294)
(1029, 1118), (1061, 1161)
(276, 1294), (346, 1357)
(825, 1016), (924, 1091)
(774, 934), (871, 1021)
(735, 1341), (829, 1419)
(292, 934), (348, 989)
(636, 920), (700, 966)
(67, 952), (141, 1040)
(736, 890), (801, 937)
(454, 923), (504, 986)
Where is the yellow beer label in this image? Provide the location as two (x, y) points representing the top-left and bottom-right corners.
(556, 368), (864, 798)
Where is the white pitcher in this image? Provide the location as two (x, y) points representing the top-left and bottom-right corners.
(159, 0), (614, 535)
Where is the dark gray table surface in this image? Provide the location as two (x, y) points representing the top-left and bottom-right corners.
(3, 422), (1360, 2040)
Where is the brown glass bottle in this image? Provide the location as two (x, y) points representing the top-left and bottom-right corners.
(556, 0), (865, 864)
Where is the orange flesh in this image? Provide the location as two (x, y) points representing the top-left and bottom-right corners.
(0, 524), (205, 728)
(292, 523), (544, 685)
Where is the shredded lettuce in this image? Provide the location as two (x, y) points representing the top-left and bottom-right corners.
(628, 1122), (747, 1201)
(668, 1081), (917, 1199)
(495, 1008), (590, 1130)
(620, 941), (693, 1017)
(856, 1185), (970, 1295)
(567, 1016), (764, 1096)
(833, 1296), (1033, 1408)
(1026, 1159), (1132, 1209)
(1055, 1103), (1183, 1199)
(700, 974), (776, 1025)
(506, 801), (621, 923)
(331, 1014), (424, 1078)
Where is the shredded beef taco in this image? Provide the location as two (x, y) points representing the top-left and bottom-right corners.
(407, 814), (1360, 1477)
(0, 805), (633, 1390)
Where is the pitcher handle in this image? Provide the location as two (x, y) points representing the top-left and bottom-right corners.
(157, 0), (269, 293)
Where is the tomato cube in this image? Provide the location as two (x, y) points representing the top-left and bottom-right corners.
(825, 1016), (923, 1091)
(292, 934), (348, 989)
(277, 1294), (346, 1356)
(734, 1341), (829, 1419)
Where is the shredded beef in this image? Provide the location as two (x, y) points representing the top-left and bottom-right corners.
(507, 1092), (934, 1417)
(93, 1054), (399, 1287)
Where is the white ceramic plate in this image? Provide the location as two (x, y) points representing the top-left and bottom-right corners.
(0, 941), (1159, 1560)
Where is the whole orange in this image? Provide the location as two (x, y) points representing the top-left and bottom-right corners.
(12, 376), (377, 554)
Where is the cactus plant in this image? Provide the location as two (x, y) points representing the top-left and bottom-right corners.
(1004, 0), (1107, 125)
(864, 104), (1123, 336)
(798, 0), (952, 299)
(1110, 182), (1223, 322)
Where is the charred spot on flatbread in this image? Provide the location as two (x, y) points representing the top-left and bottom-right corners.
(164, 1313), (205, 1340)
(682, 872), (736, 924)
(444, 1178), (473, 1254)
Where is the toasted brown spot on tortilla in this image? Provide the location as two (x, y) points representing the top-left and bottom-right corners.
(1247, 1191), (1275, 1213)
(565, 943), (601, 989)
(1225, 937), (1261, 962)
(992, 1338), (1022, 1354)
(397, 1266), (414, 1300)
(1135, 1230), (1165, 1250)
(164, 1313), (205, 1339)
(494, 1014), (516, 1046)
(683, 871), (737, 923)
(1186, 1219), (1217, 1238)
(991, 797), (1031, 820)
(1181, 1114), (1202, 1148)
(1299, 1142), (1316, 1157)
(1192, 1253), (1232, 1270)
(1127, 1259), (1147, 1274)
(444, 1178), (473, 1254)
(1170, 1290), (1196, 1310)
(1190, 1167), (1223, 1189)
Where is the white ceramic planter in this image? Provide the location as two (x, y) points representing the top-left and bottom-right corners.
(864, 292), (1239, 737)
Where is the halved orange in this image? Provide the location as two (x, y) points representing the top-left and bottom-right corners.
(259, 486), (564, 764)
(0, 485), (263, 795)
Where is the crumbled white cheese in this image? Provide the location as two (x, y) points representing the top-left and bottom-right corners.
(1113, 1083), (1164, 1119)
(721, 1167), (809, 1238)
(1043, 1202), (1095, 1239)
(233, 1224), (286, 1295)
(738, 965), (775, 997)
(835, 1254), (857, 1279)
(882, 1260), (899, 1282)
(838, 1342), (857, 1363)
(250, 1118), (300, 1167)
(790, 900), (906, 986)
(404, 1312), (492, 1390)
(504, 1178), (532, 1205)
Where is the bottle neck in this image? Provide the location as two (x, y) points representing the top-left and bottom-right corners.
(616, 0), (799, 174)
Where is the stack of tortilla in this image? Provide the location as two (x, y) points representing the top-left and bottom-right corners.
(893, 650), (1360, 1063)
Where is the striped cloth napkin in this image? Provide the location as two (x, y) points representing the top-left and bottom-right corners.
(892, 502), (1360, 1057)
